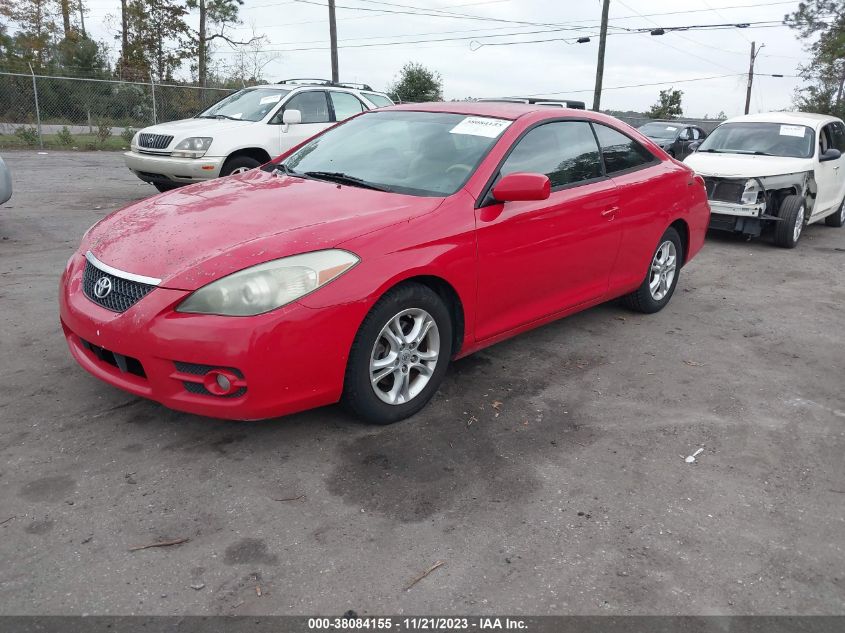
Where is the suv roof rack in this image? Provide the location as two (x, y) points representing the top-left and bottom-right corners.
(477, 97), (587, 110)
(277, 78), (375, 91)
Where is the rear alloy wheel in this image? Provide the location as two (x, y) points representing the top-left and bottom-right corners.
(220, 156), (261, 177)
(774, 194), (805, 248)
(623, 226), (683, 314)
(825, 196), (845, 227)
(343, 283), (452, 424)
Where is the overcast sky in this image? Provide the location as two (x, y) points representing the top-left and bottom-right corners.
(82, 0), (811, 117)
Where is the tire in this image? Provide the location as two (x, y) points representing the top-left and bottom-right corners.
(220, 156), (261, 177)
(342, 282), (453, 425)
(825, 196), (845, 227)
(153, 181), (179, 193)
(774, 195), (805, 248)
(623, 226), (683, 314)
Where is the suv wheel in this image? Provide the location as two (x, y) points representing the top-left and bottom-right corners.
(221, 156), (261, 177)
(774, 195), (805, 248)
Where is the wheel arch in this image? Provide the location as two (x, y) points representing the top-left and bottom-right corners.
(370, 274), (467, 358)
(669, 217), (690, 265)
(222, 147), (273, 170)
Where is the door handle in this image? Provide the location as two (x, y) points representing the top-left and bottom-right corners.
(601, 206), (619, 218)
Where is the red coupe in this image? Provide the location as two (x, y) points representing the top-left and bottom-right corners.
(60, 102), (710, 424)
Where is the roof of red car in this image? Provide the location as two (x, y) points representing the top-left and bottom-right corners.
(387, 101), (592, 120)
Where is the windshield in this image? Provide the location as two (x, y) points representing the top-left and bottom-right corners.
(198, 88), (291, 122)
(280, 111), (508, 196)
(697, 122), (815, 158)
(638, 122), (680, 139)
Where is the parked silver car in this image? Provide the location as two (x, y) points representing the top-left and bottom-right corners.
(0, 154), (11, 205)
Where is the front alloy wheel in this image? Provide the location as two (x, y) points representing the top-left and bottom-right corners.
(343, 282), (453, 424)
(370, 308), (440, 405)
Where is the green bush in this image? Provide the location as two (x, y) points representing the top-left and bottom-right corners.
(96, 122), (112, 146)
(14, 126), (40, 147)
(121, 127), (135, 145)
(56, 126), (75, 147)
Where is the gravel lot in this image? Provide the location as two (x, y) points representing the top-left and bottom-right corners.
(0, 150), (843, 616)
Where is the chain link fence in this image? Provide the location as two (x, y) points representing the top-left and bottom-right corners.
(0, 71), (236, 150)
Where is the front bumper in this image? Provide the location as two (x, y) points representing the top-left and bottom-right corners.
(708, 200), (765, 218)
(59, 253), (363, 420)
(124, 151), (225, 185)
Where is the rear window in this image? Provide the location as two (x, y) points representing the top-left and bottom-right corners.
(363, 92), (394, 108)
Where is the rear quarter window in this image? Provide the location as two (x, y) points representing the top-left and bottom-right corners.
(593, 124), (657, 174)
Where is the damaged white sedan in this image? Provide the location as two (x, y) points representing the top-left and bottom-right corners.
(685, 112), (845, 248)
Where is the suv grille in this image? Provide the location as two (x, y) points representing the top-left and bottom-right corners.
(138, 133), (173, 150)
(82, 260), (155, 313)
(703, 177), (745, 203)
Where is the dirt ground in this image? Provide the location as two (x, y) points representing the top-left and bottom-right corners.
(0, 150), (843, 616)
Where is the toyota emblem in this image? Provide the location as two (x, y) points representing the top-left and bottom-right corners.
(93, 276), (113, 299)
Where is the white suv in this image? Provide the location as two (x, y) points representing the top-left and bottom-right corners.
(124, 80), (394, 191)
(685, 111), (845, 248)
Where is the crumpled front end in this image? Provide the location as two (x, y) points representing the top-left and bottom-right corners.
(702, 172), (811, 236)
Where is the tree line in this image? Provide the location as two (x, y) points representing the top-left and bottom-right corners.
(0, 0), (265, 87)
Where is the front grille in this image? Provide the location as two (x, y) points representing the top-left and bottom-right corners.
(138, 133), (173, 150)
(703, 177), (745, 203)
(82, 260), (155, 313)
(80, 338), (146, 378)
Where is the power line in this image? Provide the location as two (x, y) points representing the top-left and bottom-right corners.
(506, 73), (746, 98)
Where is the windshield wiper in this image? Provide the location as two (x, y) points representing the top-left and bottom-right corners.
(264, 162), (306, 178)
(196, 114), (242, 121)
(303, 171), (392, 192)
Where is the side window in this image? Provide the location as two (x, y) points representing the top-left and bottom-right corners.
(690, 128), (702, 140)
(831, 122), (845, 152)
(279, 91), (330, 124)
(678, 127), (691, 141)
(593, 124), (656, 174)
(500, 121), (603, 189)
(820, 123), (835, 154)
(329, 91), (365, 121)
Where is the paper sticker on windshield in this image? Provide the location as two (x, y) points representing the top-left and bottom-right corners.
(665, 126), (678, 131)
(450, 117), (511, 138)
(780, 124), (805, 138)
(259, 94), (282, 105)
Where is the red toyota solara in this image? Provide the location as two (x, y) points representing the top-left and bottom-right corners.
(60, 102), (709, 424)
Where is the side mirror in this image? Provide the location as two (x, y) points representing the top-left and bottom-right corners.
(820, 148), (841, 162)
(281, 108), (302, 133)
(688, 141), (702, 153)
(492, 172), (551, 202)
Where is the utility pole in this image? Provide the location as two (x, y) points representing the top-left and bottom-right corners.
(744, 41), (764, 115)
(328, 0), (339, 83)
(592, 0), (610, 111)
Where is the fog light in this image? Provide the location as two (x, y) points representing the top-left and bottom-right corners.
(216, 373), (231, 391)
(201, 369), (241, 396)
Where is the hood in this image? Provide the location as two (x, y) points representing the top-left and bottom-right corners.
(684, 152), (812, 179)
(85, 169), (442, 290)
(140, 117), (254, 138)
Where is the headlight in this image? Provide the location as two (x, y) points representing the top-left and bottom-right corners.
(176, 250), (359, 316)
(172, 137), (213, 158)
(741, 179), (761, 205)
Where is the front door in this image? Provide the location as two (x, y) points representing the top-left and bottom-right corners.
(815, 122), (844, 217)
(474, 120), (622, 341)
(272, 90), (334, 153)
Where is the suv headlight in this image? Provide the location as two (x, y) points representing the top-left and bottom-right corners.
(741, 179), (762, 205)
(176, 250), (359, 316)
(172, 137), (213, 158)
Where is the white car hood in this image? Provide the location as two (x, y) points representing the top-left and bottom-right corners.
(684, 152), (813, 179)
(140, 117), (254, 137)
